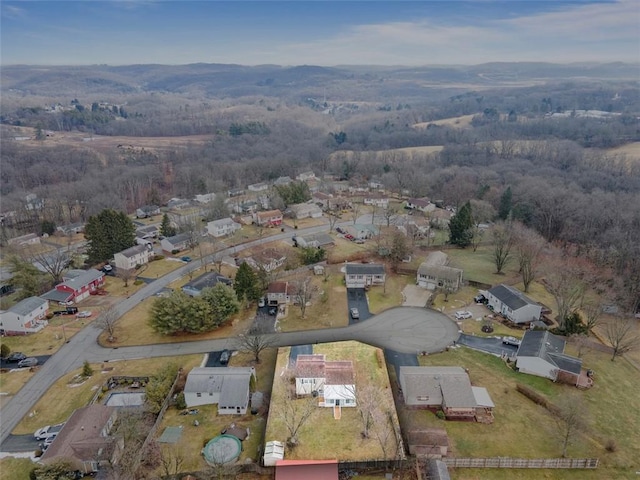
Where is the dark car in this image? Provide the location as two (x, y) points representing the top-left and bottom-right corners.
(6, 352), (27, 363)
(336, 227), (346, 234)
(219, 350), (230, 365)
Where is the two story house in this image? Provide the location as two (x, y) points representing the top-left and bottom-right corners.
(344, 263), (385, 288)
(0, 296), (49, 335)
(206, 218), (242, 238)
(416, 251), (463, 291)
(113, 244), (153, 271)
(255, 210), (283, 227)
(41, 269), (105, 304)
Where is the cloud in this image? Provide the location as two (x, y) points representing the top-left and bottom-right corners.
(1, 4), (27, 20)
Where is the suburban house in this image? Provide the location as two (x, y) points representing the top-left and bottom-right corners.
(255, 209), (283, 227)
(274, 176), (292, 186)
(227, 188), (245, 197)
(296, 171), (316, 182)
(40, 405), (122, 475)
(399, 366), (494, 423)
(363, 194), (389, 209)
(417, 251), (463, 291)
(207, 217), (242, 238)
(292, 233), (335, 249)
(8, 233), (40, 247)
(289, 203), (323, 219)
(347, 223), (379, 240)
(0, 296), (49, 335)
(166, 198), (191, 210)
(243, 250), (287, 273)
(406, 197), (436, 213)
(167, 206), (205, 226)
(56, 222), (85, 236)
(267, 282), (295, 306)
(312, 191), (333, 209)
(275, 460), (339, 480)
(135, 205), (161, 218)
(248, 182), (269, 192)
(486, 284), (542, 324)
(182, 272), (232, 297)
(184, 367), (256, 414)
(294, 354), (356, 411)
(369, 179), (384, 189)
(113, 244), (153, 271)
(135, 225), (159, 239)
(232, 200), (259, 215)
(194, 192), (216, 204)
(160, 233), (191, 253)
(344, 263), (386, 289)
(41, 269), (105, 304)
(515, 330), (590, 387)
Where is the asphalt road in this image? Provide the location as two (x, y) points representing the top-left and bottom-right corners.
(457, 333), (518, 356)
(0, 221), (460, 448)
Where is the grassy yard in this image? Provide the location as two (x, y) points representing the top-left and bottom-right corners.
(446, 245), (521, 286)
(0, 457), (35, 480)
(399, 346), (639, 479)
(13, 355), (203, 435)
(136, 258), (184, 279)
(264, 341), (401, 462)
(0, 369), (35, 409)
(367, 274), (407, 314)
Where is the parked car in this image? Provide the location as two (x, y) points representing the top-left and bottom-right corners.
(268, 307), (277, 316)
(345, 234), (355, 240)
(502, 336), (521, 347)
(219, 350), (230, 365)
(5, 352), (26, 363)
(354, 239), (365, 244)
(474, 294), (487, 304)
(258, 298), (265, 307)
(75, 311), (92, 318)
(181, 256), (192, 262)
(102, 264), (113, 272)
(350, 307), (360, 320)
(42, 432), (58, 450)
(53, 306), (78, 316)
(34, 423), (65, 441)
(454, 310), (473, 320)
(58, 301), (74, 306)
(336, 227), (346, 234)
(18, 357), (38, 368)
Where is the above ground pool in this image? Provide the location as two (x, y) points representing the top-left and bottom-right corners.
(203, 435), (242, 465)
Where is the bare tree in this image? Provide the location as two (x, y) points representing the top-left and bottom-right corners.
(371, 409), (400, 460)
(604, 316), (640, 361)
(159, 445), (185, 479)
(544, 255), (587, 329)
(24, 245), (69, 285)
(97, 306), (120, 342)
(292, 275), (319, 318)
(236, 332), (275, 364)
(492, 221), (513, 274)
(555, 394), (587, 458)
(353, 384), (380, 439)
(275, 372), (317, 448)
(513, 222), (546, 292)
(116, 267), (136, 288)
(382, 204), (399, 228)
(581, 302), (601, 333)
(351, 202), (361, 225)
(326, 207), (340, 233)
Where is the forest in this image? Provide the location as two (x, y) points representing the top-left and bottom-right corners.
(1, 62), (639, 312)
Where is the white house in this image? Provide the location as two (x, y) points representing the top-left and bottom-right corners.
(184, 367), (255, 414)
(266, 282), (294, 306)
(206, 218), (241, 238)
(194, 192), (216, 204)
(406, 197), (436, 213)
(290, 203), (323, 219)
(486, 284), (542, 324)
(135, 205), (161, 218)
(113, 244), (152, 270)
(248, 182), (269, 192)
(363, 194), (389, 209)
(160, 233), (191, 253)
(296, 171), (316, 182)
(515, 331), (586, 387)
(294, 354), (356, 409)
(417, 251), (463, 291)
(0, 296), (49, 335)
(344, 263), (385, 288)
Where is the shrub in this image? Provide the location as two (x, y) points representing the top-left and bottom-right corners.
(605, 439), (617, 452)
(133, 279), (143, 286)
(171, 249), (180, 255)
(82, 361), (94, 377)
(0, 343), (10, 358)
(435, 410), (446, 420)
(152, 254), (164, 261)
(175, 392), (186, 410)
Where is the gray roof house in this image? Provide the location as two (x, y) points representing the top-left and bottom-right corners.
(113, 244), (152, 270)
(399, 366), (494, 422)
(515, 330), (587, 387)
(182, 272), (232, 297)
(417, 251), (463, 291)
(486, 284), (542, 324)
(344, 263), (385, 289)
(0, 296), (49, 335)
(160, 233), (191, 253)
(135, 205), (161, 218)
(293, 233), (335, 249)
(184, 367), (255, 414)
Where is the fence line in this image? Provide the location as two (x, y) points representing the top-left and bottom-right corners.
(442, 457), (599, 469)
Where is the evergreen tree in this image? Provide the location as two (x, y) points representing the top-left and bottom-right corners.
(448, 201), (473, 247)
(160, 213), (176, 238)
(234, 262), (260, 304)
(148, 290), (213, 335)
(7, 255), (43, 299)
(498, 186), (513, 221)
(85, 209), (136, 264)
(201, 283), (240, 326)
(274, 181), (311, 207)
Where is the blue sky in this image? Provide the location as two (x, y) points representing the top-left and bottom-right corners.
(1, 1), (638, 66)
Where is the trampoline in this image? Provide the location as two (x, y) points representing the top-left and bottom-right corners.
(203, 435), (242, 465)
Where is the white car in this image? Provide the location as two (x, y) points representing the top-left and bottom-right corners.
(454, 310), (473, 320)
(502, 336), (521, 347)
(75, 311), (92, 318)
(34, 423), (65, 441)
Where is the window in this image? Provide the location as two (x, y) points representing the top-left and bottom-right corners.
(417, 395), (429, 401)
(196, 393), (202, 397)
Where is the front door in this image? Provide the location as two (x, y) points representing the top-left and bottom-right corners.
(335, 399), (340, 406)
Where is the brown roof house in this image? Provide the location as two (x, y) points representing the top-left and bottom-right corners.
(40, 405), (122, 475)
(417, 251), (463, 292)
(399, 366), (494, 423)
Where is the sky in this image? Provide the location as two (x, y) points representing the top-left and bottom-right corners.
(1, 1), (638, 66)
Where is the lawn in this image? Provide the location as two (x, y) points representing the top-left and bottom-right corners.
(0, 457), (34, 480)
(13, 355), (203, 435)
(399, 346), (640, 479)
(264, 341), (401, 462)
(327, 237), (369, 263)
(367, 274), (407, 314)
(136, 258), (184, 279)
(446, 245), (521, 286)
(0, 369), (35, 409)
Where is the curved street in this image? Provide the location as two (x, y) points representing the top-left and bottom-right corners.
(0, 222), (459, 447)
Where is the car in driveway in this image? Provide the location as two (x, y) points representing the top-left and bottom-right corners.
(5, 352), (27, 363)
(454, 310), (473, 320)
(219, 349), (230, 365)
(502, 336), (521, 347)
(350, 307), (360, 320)
(42, 433), (58, 450)
(75, 311), (92, 318)
(18, 357), (38, 368)
(34, 423), (65, 441)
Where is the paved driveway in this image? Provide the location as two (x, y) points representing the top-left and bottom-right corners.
(346, 288), (371, 324)
(457, 333), (518, 356)
(402, 284), (431, 307)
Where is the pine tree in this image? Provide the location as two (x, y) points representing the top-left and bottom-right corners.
(85, 209), (136, 264)
(201, 283), (240, 326)
(234, 262), (260, 305)
(160, 213), (176, 238)
(448, 201), (473, 247)
(498, 186), (512, 220)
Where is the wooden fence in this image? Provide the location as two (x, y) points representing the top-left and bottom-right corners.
(442, 457), (599, 469)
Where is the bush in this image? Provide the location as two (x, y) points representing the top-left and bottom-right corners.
(175, 392), (186, 410)
(605, 439), (617, 452)
(0, 343), (10, 358)
(82, 361), (93, 377)
(152, 254), (164, 261)
(133, 279), (143, 286)
(435, 410), (446, 420)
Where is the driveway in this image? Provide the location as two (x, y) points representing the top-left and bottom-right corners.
(0, 355), (51, 370)
(402, 284), (431, 307)
(457, 333), (518, 356)
(346, 288), (371, 324)
(1, 434), (41, 453)
(385, 349), (419, 378)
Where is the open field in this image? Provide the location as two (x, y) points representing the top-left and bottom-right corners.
(398, 346), (640, 480)
(413, 114), (475, 129)
(265, 342), (400, 461)
(13, 355), (203, 435)
(604, 141), (640, 161)
(328, 145), (443, 163)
